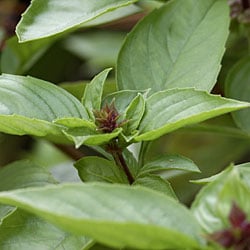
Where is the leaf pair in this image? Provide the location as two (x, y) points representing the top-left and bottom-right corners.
(0, 71), (249, 149)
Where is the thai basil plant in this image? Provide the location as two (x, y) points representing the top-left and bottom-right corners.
(0, 0), (250, 249)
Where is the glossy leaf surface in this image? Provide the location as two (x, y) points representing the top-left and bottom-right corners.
(0, 183), (203, 249)
(82, 68), (112, 120)
(0, 74), (88, 121)
(0, 74), (88, 140)
(135, 88), (250, 141)
(16, 0), (137, 42)
(117, 0), (229, 93)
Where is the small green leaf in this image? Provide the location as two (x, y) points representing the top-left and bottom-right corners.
(123, 94), (145, 134)
(225, 56), (250, 134)
(117, 0), (230, 93)
(0, 209), (91, 250)
(141, 154), (200, 176)
(54, 117), (96, 129)
(16, 0), (137, 42)
(135, 88), (250, 141)
(133, 174), (177, 199)
(74, 156), (127, 183)
(82, 68), (112, 120)
(0, 183), (203, 249)
(63, 127), (122, 148)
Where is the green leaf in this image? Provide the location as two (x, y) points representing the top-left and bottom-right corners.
(140, 154), (200, 176)
(63, 127), (123, 148)
(0, 115), (65, 141)
(135, 88), (250, 142)
(133, 174), (177, 199)
(82, 68), (112, 120)
(1, 36), (55, 74)
(0, 209), (91, 250)
(54, 117), (96, 129)
(225, 56), (250, 134)
(117, 0), (230, 93)
(0, 183), (203, 249)
(0, 74), (89, 140)
(16, 0), (137, 42)
(191, 165), (250, 233)
(123, 94), (145, 134)
(0, 74), (88, 121)
(74, 156), (127, 183)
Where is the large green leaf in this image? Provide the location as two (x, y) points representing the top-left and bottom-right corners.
(135, 88), (250, 141)
(117, 0), (229, 93)
(82, 68), (112, 120)
(0, 74), (88, 121)
(0, 183), (203, 249)
(74, 156), (127, 183)
(225, 56), (250, 134)
(0, 74), (88, 140)
(0, 209), (90, 250)
(16, 0), (137, 42)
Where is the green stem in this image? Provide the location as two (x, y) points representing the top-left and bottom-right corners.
(107, 141), (134, 185)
